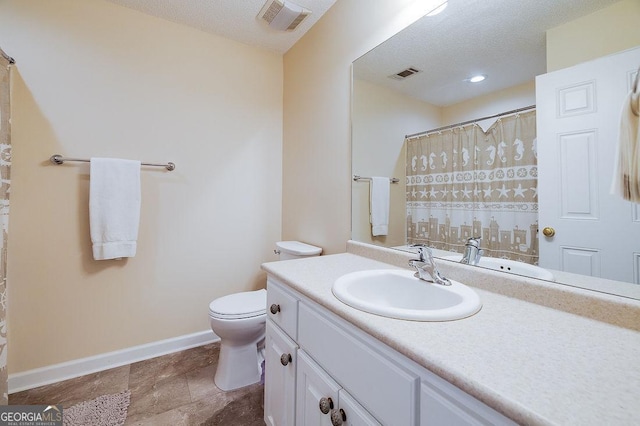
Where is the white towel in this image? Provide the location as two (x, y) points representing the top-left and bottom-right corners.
(611, 92), (640, 202)
(370, 177), (390, 236)
(90, 157), (141, 260)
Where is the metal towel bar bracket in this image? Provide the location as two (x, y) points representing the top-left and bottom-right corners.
(50, 154), (175, 171)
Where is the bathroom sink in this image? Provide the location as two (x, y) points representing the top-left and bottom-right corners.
(440, 255), (555, 281)
(332, 269), (481, 321)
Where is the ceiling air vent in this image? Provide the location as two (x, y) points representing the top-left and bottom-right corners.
(259, 0), (311, 32)
(389, 67), (422, 80)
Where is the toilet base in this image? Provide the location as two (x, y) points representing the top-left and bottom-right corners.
(214, 342), (263, 391)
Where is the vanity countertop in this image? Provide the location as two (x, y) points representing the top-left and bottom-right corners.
(261, 246), (640, 426)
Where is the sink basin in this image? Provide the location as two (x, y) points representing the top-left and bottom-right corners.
(332, 269), (481, 321)
(440, 255), (555, 281)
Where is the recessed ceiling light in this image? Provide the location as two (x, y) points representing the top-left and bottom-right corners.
(468, 75), (486, 83)
(426, 1), (448, 17)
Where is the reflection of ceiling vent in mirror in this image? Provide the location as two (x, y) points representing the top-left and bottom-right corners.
(258, 0), (311, 31)
(389, 67), (422, 80)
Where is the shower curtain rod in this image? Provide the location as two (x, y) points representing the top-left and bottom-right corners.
(405, 104), (536, 140)
(0, 51), (15, 64)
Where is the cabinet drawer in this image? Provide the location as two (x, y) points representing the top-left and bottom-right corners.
(267, 279), (298, 340)
(298, 302), (419, 425)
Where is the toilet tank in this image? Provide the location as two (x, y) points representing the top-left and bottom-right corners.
(276, 241), (322, 260)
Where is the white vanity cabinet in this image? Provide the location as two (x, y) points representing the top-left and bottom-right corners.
(265, 277), (516, 426)
(295, 349), (341, 425)
(265, 279), (301, 426)
(296, 349), (381, 425)
(297, 301), (418, 425)
(264, 320), (297, 426)
(338, 389), (383, 426)
(418, 368), (517, 425)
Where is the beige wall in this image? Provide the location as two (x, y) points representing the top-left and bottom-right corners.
(0, 0), (283, 373)
(282, 0), (447, 255)
(351, 79), (440, 247)
(442, 82), (536, 128)
(547, 0), (640, 72)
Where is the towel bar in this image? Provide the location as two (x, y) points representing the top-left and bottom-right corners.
(50, 155), (175, 171)
(353, 175), (399, 183)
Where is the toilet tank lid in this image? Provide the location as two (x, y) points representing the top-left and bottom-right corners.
(276, 241), (322, 256)
(209, 289), (267, 317)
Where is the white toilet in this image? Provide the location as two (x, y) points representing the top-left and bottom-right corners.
(208, 241), (322, 391)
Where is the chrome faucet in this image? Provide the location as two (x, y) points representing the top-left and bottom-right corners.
(461, 237), (483, 266)
(408, 245), (451, 286)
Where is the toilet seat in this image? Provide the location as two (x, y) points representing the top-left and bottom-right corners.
(209, 289), (266, 320)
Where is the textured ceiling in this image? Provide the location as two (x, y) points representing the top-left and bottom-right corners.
(104, 0), (337, 53)
(354, 0), (621, 107)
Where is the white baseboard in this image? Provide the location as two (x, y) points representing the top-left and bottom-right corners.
(9, 330), (219, 394)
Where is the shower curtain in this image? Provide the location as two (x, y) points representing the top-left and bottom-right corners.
(406, 110), (539, 264)
(0, 49), (12, 404)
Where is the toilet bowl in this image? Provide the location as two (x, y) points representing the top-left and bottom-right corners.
(208, 241), (322, 391)
(209, 289), (267, 391)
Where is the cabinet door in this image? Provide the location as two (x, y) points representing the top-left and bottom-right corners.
(338, 390), (382, 426)
(265, 320), (297, 426)
(296, 350), (340, 426)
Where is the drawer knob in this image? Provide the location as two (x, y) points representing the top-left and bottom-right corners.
(331, 409), (346, 426)
(280, 353), (292, 366)
(270, 304), (281, 314)
(319, 397), (334, 414)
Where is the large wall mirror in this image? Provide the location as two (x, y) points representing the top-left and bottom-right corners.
(352, 0), (640, 299)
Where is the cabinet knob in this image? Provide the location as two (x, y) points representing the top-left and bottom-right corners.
(331, 409), (346, 426)
(542, 227), (555, 237)
(270, 304), (281, 314)
(280, 353), (292, 366)
(319, 397), (334, 414)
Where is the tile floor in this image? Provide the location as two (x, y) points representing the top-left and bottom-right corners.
(9, 342), (265, 425)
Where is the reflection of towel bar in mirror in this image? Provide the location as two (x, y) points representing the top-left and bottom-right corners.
(353, 175), (399, 183)
(49, 154), (176, 171)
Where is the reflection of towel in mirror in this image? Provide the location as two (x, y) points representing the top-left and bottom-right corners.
(611, 92), (640, 203)
(370, 177), (390, 236)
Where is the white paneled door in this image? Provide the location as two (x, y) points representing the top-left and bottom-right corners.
(536, 46), (640, 284)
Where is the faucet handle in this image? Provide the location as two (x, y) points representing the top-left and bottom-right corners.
(409, 243), (427, 252)
(466, 237), (481, 247)
(409, 243), (428, 261)
(408, 245), (451, 286)
(409, 243), (427, 265)
(419, 245), (435, 261)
